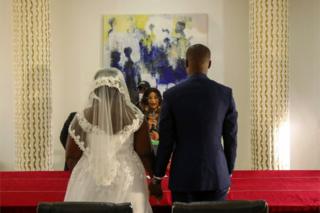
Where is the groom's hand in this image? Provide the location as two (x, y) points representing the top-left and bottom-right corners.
(149, 178), (163, 200)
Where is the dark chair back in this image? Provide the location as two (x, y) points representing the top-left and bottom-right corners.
(172, 200), (268, 213)
(37, 202), (132, 213)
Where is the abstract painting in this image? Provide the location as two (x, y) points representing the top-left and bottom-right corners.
(103, 14), (208, 103)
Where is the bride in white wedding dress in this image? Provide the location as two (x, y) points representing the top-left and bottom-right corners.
(64, 68), (154, 213)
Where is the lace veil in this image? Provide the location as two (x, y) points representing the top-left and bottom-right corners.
(68, 68), (144, 185)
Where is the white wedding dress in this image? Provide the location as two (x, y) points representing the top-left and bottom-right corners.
(64, 68), (152, 213)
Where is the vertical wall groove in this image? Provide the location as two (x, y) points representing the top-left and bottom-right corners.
(250, 0), (289, 170)
(13, 0), (52, 170)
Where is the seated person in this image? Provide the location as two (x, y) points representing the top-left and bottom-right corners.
(141, 88), (162, 154)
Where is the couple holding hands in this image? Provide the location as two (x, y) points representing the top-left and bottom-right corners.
(64, 44), (238, 213)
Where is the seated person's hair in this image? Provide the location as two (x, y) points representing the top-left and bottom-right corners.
(142, 88), (162, 108)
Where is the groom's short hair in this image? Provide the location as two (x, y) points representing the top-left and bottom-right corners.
(186, 44), (211, 64)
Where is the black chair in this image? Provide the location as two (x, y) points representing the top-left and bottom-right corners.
(172, 200), (268, 213)
(37, 202), (132, 213)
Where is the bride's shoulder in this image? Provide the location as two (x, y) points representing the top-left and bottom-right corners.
(82, 108), (93, 121)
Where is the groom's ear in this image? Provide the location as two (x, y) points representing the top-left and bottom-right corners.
(208, 60), (211, 69)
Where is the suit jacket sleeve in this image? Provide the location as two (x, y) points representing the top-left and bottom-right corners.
(60, 112), (76, 148)
(154, 92), (175, 177)
(223, 90), (238, 174)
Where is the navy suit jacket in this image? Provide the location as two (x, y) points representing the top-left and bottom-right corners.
(154, 73), (238, 192)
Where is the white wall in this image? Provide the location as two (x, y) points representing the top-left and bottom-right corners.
(0, 0), (15, 170)
(289, 0), (320, 169)
(51, 0), (251, 170)
(223, 0), (250, 169)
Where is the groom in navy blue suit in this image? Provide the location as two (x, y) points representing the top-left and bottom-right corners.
(150, 44), (238, 202)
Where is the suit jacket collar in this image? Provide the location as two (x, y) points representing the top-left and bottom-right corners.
(188, 73), (208, 80)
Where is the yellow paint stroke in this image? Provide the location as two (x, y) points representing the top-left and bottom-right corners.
(104, 15), (135, 42)
(133, 15), (149, 30)
(170, 16), (192, 58)
(141, 32), (156, 52)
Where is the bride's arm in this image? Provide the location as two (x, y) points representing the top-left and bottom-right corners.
(65, 135), (83, 171)
(134, 119), (155, 176)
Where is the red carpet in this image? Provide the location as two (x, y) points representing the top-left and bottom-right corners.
(1, 170), (320, 213)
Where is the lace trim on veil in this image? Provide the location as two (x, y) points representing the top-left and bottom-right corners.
(92, 76), (127, 98)
(68, 110), (143, 152)
(67, 68), (145, 187)
(68, 112), (143, 186)
(68, 103), (144, 187)
(68, 70), (144, 151)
